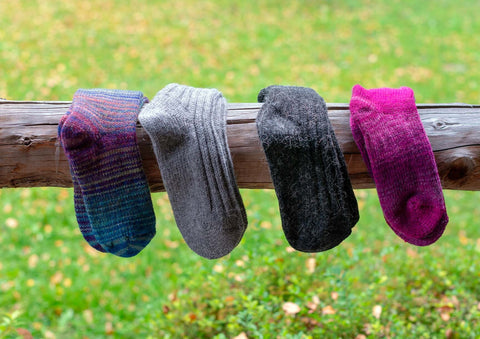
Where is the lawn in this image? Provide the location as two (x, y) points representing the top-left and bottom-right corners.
(1, 0), (480, 338)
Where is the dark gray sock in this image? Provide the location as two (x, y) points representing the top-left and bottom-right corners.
(256, 85), (359, 252)
(139, 84), (247, 259)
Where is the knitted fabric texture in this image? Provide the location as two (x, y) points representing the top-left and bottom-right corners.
(138, 84), (247, 259)
(59, 89), (156, 257)
(58, 113), (105, 253)
(349, 84), (448, 245)
(256, 85), (359, 252)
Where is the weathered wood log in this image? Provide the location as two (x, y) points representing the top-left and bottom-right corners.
(1, 101), (480, 191)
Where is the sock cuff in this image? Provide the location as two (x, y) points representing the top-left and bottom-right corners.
(257, 85), (330, 143)
(158, 84), (223, 112)
(258, 85), (320, 104)
(71, 89), (147, 132)
(74, 88), (148, 105)
(350, 84), (416, 115)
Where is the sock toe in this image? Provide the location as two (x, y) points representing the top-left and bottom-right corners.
(390, 193), (447, 240)
(101, 232), (155, 258)
(181, 211), (247, 259)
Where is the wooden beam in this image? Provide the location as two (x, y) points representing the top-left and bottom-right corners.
(1, 101), (480, 191)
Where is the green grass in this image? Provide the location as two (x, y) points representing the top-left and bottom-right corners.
(1, 0), (480, 337)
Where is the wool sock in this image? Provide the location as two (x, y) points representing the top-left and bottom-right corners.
(139, 84), (247, 259)
(256, 85), (359, 252)
(60, 89), (156, 257)
(58, 112), (106, 253)
(349, 84), (448, 246)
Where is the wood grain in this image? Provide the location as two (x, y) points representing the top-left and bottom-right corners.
(1, 101), (480, 191)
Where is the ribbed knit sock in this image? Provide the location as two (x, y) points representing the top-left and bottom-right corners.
(58, 113), (106, 253)
(139, 84), (247, 259)
(60, 89), (156, 257)
(256, 85), (359, 252)
(349, 84), (448, 246)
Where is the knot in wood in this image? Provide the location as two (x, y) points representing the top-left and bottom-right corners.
(432, 119), (447, 130)
(23, 137), (32, 146)
(447, 156), (475, 181)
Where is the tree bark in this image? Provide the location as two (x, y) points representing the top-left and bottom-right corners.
(1, 101), (479, 191)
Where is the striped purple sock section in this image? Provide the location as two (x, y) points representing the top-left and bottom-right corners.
(60, 89), (156, 257)
(58, 111), (106, 253)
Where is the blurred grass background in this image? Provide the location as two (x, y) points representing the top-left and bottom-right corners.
(1, 0), (480, 338)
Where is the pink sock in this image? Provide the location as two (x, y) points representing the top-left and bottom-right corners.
(349, 84), (448, 246)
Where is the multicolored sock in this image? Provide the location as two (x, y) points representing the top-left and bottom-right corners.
(58, 112), (106, 253)
(256, 85), (359, 252)
(60, 89), (156, 257)
(349, 84), (448, 246)
(139, 84), (247, 259)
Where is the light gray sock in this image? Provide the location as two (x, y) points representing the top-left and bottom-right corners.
(139, 84), (247, 259)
